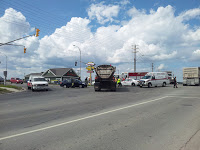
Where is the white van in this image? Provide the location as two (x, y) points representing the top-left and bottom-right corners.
(139, 72), (169, 88)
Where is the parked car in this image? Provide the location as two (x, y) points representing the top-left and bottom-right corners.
(10, 77), (23, 84)
(60, 79), (86, 88)
(0, 76), (4, 84)
(121, 78), (139, 86)
(27, 76), (48, 91)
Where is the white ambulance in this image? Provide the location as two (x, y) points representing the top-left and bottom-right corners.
(139, 72), (169, 88)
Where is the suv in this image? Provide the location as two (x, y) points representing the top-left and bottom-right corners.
(10, 78), (23, 84)
(27, 76), (48, 91)
(60, 79), (86, 88)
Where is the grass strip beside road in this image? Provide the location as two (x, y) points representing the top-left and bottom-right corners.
(0, 88), (12, 94)
(0, 84), (22, 90)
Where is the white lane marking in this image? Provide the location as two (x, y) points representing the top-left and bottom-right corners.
(0, 96), (168, 141)
(167, 96), (200, 99)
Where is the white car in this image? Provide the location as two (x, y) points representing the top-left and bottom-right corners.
(121, 78), (139, 86)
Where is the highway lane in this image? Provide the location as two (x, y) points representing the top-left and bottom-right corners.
(1, 85), (200, 149)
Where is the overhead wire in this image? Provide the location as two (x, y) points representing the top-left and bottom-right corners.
(0, 0), (175, 72)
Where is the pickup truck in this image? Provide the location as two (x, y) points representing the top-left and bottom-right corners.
(27, 76), (48, 91)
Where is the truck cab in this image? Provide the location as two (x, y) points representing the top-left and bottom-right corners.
(27, 76), (48, 91)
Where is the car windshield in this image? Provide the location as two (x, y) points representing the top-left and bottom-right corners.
(142, 76), (151, 79)
(33, 78), (46, 81)
(16, 78), (20, 80)
(64, 79), (71, 82)
(75, 79), (82, 83)
(125, 79), (131, 81)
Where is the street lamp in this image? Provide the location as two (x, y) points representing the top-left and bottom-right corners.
(0, 52), (7, 85)
(73, 45), (81, 80)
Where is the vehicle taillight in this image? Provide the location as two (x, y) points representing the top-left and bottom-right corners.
(95, 76), (98, 80)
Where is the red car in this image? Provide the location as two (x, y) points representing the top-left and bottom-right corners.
(10, 78), (23, 84)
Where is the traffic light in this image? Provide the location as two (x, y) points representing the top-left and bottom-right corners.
(36, 28), (40, 37)
(24, 47), (26, 53)
(75, 61), (77, 66)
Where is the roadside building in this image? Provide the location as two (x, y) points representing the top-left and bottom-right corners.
(42, 68), (79, 83)
(24, 73), (43, 81)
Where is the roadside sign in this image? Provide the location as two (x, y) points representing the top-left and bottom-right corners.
(86, 66), (95, 70)
(86, 66), (92, 70)
(87, 70), (94, 73)
(86, 62), (95, 66)
(3, 71), (7, 77)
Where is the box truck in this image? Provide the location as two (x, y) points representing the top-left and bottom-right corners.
(183, 67), (200, 86)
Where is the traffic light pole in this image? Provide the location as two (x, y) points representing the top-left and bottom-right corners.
(0, 34), (35, 46)
(73, 45), (81, 80)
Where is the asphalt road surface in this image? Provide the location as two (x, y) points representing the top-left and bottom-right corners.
(1, 84), (200, 150)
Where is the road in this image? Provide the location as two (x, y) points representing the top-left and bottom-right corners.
(0, 84), (200, 150)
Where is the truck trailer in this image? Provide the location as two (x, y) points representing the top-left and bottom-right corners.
(183, 67), (200, 86)
(94, 65), (116, 91)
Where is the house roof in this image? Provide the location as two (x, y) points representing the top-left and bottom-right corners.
(25, 73), (43, 77)
(50, 68), (71, 76)
(42, 68), (78, 77)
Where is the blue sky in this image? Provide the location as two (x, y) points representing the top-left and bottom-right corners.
(0, 0), (200, 81)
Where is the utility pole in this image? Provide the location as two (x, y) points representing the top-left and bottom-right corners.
(152, 63), (154, 72)
(133, 45), (138, 72)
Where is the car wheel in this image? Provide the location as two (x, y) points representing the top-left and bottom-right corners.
(148, 83), (151, 88)
(162, 82), (166, 87)
(21, 82), (23, 84)
(46, 89), (48, 91)
(32, 88), (34, 92)
(131, 83), (135, 86)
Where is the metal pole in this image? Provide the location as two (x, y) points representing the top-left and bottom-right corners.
(133, 45), (138, 72)
(6, 55), (7, 72)
(5, 55), (7, 85)
(73, 45), (81, 80)
(134, 45), (136, 72)
(77, 46), (81, 80)
(0, 52), (7, 85)
(0, 34), (34, 46)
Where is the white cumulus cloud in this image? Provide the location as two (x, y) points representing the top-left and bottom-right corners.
(1, 5), (200, 80)
(157, 64), (165, 70)
(191, 49), (200, 61)
(87, 2), (120, 24)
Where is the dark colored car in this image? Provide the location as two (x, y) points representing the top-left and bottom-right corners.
(0, 76), (4, 84)
(60, 79), (86, 88)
